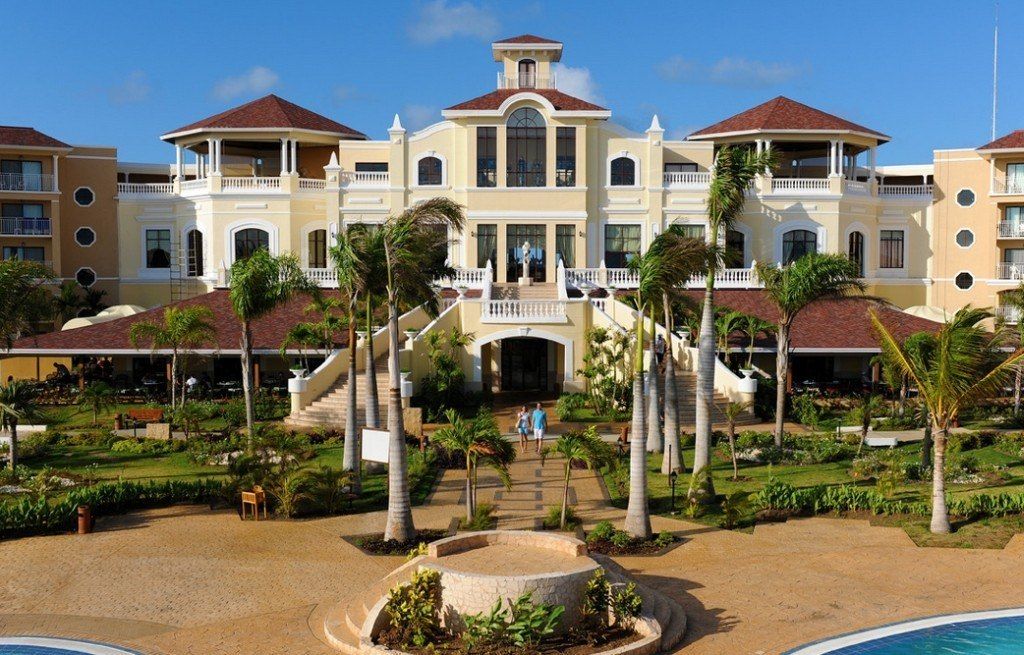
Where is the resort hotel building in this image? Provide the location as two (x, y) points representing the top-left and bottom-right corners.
(1, 34), (1019, 424)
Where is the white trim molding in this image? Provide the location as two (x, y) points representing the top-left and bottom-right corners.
(223, 218), (280, 264)
(413, 150), (448, 188)
(607, 151), (641, 188)
(773, 220), (826, 264)
(469, 327), (575, 391)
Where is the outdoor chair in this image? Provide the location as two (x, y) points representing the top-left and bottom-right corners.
(241, 486), (267, 520)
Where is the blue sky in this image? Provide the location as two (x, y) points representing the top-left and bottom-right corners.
(4, 0), (1017, 164)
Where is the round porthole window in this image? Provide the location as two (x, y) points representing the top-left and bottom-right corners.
(955, 229), (974, 248)
(75, 267), (97, 288)
(956, 188), (976, 207)
(75, 227), (96, 247)
(74, 187), (95, 207)
(955, 271), (974, 290)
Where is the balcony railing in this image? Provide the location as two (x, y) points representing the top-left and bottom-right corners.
(341, 171), (389, 187)
(769, 177), (831, 194)
(482, 300), (567, 323)
(496, 72), (556, 90)
(298, 178), (326, 191)
(663, 171), (711, 189)
(118, 182), (173, 196)
(302, 267), (337, 287)
(441, 267), (490, 289)
(992, 179), (1024, 195)
(997, 262), (1024, 280)
(998, 222), (1024, 239)
(0, 217), (51, 236)
(996, 305), (1022, 323)
(879, 183), (933, 197)
(566, 266), (761, 290)
(507, 171), (546, 187)
(180, 179), (206, 192)
(222, 176), (281, 192)
(845, 180), (871, 195)
(0, 173), (55, 192)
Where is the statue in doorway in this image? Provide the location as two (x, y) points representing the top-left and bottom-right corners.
(520, 241), (532, 284)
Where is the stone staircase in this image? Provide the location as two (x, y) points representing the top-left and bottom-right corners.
(285, 357), (391, 429)
(671, 369), (759, 427)
(491, 282), (558, 300)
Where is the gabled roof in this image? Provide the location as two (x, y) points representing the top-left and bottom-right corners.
(444, 89), (606, 113)
(978, 130), (1024, 152)
(688, 96), (889, 142)
(494, 34), (562, 45)
(162, 94), (366, 140)
(0, 126), (70, 150)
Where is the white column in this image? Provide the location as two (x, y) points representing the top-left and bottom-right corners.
(755, 139), (763, 156)
(290, 139), (298, 174)
(828, 140), (837, 177)
(175, 145), (183, 179)
(990, 159), (996, 193)
(206, 139), (214, 176)
(214, 139), (222, 174)
(280, 138), (288, 175)
(52, 154), (59, 192)
(195, 151), (203, 178)
(764, 139), (772, 174)
(837, 141), (845, 177)
(868, 146), (877, 181)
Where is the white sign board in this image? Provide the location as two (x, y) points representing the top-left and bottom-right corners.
(361, 428), (390, 464)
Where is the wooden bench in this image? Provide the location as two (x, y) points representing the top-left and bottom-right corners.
(126, 408), (164, 424)
(241, 486), (267, 520)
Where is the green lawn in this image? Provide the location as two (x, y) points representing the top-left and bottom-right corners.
(39, 398), (290, 431)
(602, 442), (1024, 549)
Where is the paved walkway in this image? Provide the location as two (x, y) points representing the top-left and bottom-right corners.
(3, 452), (1024, 654)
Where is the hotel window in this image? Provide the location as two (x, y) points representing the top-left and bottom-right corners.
(848, 231), (865, 276)
(782, 229), (817, 264)
(555, 127), (576, 187)
(417, 156), (443, 186)
(726, 229), (745, 267)
(1, 203), (43, 218)
(476, 127), (496, 187)
(556, 224), (575, 268)
(1006, 206), (1024, 226)
(664, 162), (698, 173)
(879, 230), (904, 268)
(604, 224), (641, 268)
(75, 267), (96, 288)
(234, 228), (269, 261)
(187, 229), (204, 277)
(507, 224), (547, 282)
(678, 224), (705, 241)
(610, 157), (635, 186)
(3, 246), (45, 262)
(145, 228), (171, 268)
(1, 159), (43, 190)
(1008, 163), (1024, 191)
(355, 162), (388, 172)
(308, 229), (327, 269)
(506, 108), (546, 187)
(476, 224), (497, 280)
(518, 58), (537, 88)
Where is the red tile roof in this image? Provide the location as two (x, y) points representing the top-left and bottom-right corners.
(446, 88), (606, 112)
(494, 34), (562, 45)
(689, 96), (888, 141)
(978, 129), (1024, 151)
(9, 291), (349, 354)
(0, 126), (70, 149)
(164, 95), (366, 139)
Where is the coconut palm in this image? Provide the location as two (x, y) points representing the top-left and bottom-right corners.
(661, 291), (683, 475)
(380, 197), (465, 542)
(756, 253), (865, 447)
(0, 259), (54, 351)
(77, 381), (115, 427)
(998, 285), (1024, 415)
(542, 427), (615, 530)
(715, 310), (747, 367)
(305, 293), (346, 356)
(741, 314), (775, 369)
(279, 323), (321, 372)
(855, 394), (887, 456)
(624, 230), (708, 538)
(432, 409), (515, 522)
(52, 281), (86, 326)
(694, 145), (776, 500)
(0, 380), (41, 472)
(129, 305), (217, 407)
(718, 400), (752, 481)
(228, 249), (314, 444)
(871, 306), (1024, 533)
(359, 226), (388, 429)
(329, 226), (366, 483)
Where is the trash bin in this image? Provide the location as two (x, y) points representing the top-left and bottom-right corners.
(77, 504), (93, 534)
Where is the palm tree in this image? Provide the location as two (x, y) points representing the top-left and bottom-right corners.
(661, 291), (683, 475)
(756, 253), (865, 447)
(305, 293), (346, 356)
(872, 306), (1024, 533)
(380, 197), (465, 542)
(856, 394), (886, 456)
(719, 400), (752, 481)
(741, 314), (775, 370)
(432, 409), (515, 522)
(542, 427), (615, 530)
(0, 380), (41, 472)
(0, 259), (54, 351)
(998, 285), (1024, 415)
(714, 310), (747, 367)
(625, 231), (708, 538)
(78, 381), (115, 426)
(360, 226), (388, 430)
(329, 226), (366, 484)
(129, 306), (217, 407)
(228, 249), (314, 444)
(52, 281), (86, 326)
(279, 323), (321, 372)
(694, 146), (775, 500)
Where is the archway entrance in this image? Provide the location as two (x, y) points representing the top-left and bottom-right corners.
(500, 337), (549, 392)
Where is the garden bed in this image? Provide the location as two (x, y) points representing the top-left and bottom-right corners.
(381, 627), (641, 655)
(351, 529), (450, 556)
(584, 521), (679, 556)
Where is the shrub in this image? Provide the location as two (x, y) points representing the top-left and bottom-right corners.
(580, 569), (610, 627)
(995, 432), (1024, 459)
(609, 529), (632, 549)
(587, 520), (616, 544)
(610, 583), (643, 629)
(555, 393), (588, 421)
(948, 430), (997, 452)
(506, 592), (565, 648)
(543, 504), (580, 530)
(654, 529), (675, 548)
(382, 569), (442, 649)
(719, 491), (751, 529)
(460, 502), (497, 531)
(790, 394), (825, 430)
(110, 438), (181, 455)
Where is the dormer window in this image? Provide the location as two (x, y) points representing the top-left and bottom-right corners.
(518, 59), (537, 88)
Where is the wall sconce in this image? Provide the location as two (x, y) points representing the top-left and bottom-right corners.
(470, 230), (476, 237)
(579, 230), (586, 237)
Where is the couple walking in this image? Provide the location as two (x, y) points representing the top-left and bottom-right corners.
(515, 403), (548, 453)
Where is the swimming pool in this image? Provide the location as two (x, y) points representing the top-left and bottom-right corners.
(0, 637), (141, 655)
(785, 608), (1024, 654)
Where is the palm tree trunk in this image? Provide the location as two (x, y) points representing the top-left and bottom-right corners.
(920, 413), (933, 469)
(746, 333), (756, 369)
(240, 321), (256, 449)
(8, 421), (18, 472)
(384, 295), (415, 542)
(465, 458), (473, 522)
(898, 381), (907, 417)
(365, 299), (380, 429)
(728, 422), (738, 481)
(625, 306), (652, 539)
(774, 324), (790, 448)
(693, 276), (717, 498)
(645, 337), (662, 453)
(662, 297), (681, 474)
(1015, 368), (1021, 416)
(930, 424), (951, 534)
(170, 351), (178, 408)
(343, 304), (360, 487)
(561, 463), (571, 530)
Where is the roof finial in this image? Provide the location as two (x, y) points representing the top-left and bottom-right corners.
(648, 114), (663, 132)
(390, 114), (404, 132)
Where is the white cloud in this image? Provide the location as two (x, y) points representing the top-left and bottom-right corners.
(332, 85), (358, 104)
(551, 64), (604, 105)
(657, 55), (805, 88)
(212, 66), (279, 101)
(108, 71), (150, 105)
(407, 0), (499, 45)
(402, 104), (439, 131)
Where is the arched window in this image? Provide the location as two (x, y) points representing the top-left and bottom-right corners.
(848, 231), (865, 276)
(417, 156), (443, 186)
(186, 229), (204, 277)
(610, 157), (636, 186)
(308, 229), (327, 269)
(234, 228), (269, 261)
(518, 58), (537, 88)
(726, 229), (745, 267)
(782, 229), (817, 264)
(506, 107), (545, 187)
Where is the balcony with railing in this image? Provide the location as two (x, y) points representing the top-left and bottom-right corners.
(768, 177), (832, 194)
(340, 171), (390, 188)
(496, 72), (556, 90)
(118, 182), (173, 196)
(565, 265), (761, 290)
(878, 183), (933, 197)
(481, 299), (567, 323)
(992, 178), (1024, 196)
(996, 305), (1022, 324)
(221, 176), (281, 192)
(998, 222), (1024, 239)
(997, 262), (1024, 281)
(0, 217), (51, 236)
(0, 173), (56, 193)
(663, 171), (711, 190)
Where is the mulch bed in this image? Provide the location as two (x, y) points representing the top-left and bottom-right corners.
(351, 529), (449, 555)
(381, 627), (641, 654)
(586, 535), (680, 556)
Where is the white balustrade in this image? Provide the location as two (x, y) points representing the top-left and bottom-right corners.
(0, 173), (55, 192)
(180, 179), (207, 192)
(663, 171), (711, 189)
(845, 180), (870, 195)
(606, 268), (639, 288)
(996, 305), (1023, 323)
(443, 267), (489, 289)
(997, 262), (1024, 280)
(496, 72), (556, 90)
(298, 178), (326, 191)
(685, 267), (760, 288)
(770, 177), (831, 193)
(303, 268), (337, 287)
(118, 182), (173, 195)
(222, 176), (281, 192)
(879, 184), (933, 196)
(590, 298), (608, 313)
(341, 171), (390, 187)
(565, 266), (760, 290)
(998, 222), (1024, 239)
(566, 268), (602, 288)
(992, 178), (1024, 195)
(481, 300), (567, 324)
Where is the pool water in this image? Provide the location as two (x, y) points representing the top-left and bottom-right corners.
(787, 610), (1024, 655)
(0, 638), (139, 655)
(0, 648), (88, 655)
